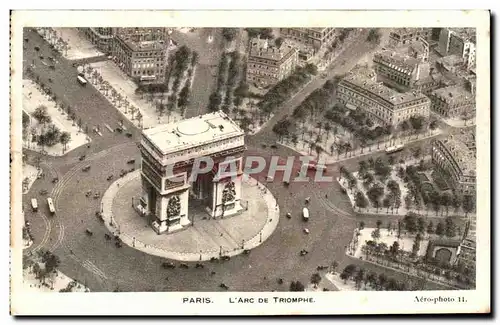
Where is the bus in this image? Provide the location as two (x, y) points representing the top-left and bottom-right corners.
(302, 207), (310, 221)
(385, 144), (404, 154)
(31, 198), (38, 212)
(47, 198), (55, 215)
(77, 75), (87, 86)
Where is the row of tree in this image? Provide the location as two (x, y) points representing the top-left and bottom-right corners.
(258, 64), (318, 118)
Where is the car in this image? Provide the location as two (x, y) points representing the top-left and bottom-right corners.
(82, 165), (91, 172)
(24, 38), (29, 42)
(286, 212), (292, 219)
(243, 249), (251, 255)
(115, 127), (123, 133)
(162, 262), (175, 269)
(49, 65), (55, 70)
(125, 132), (133, 138)
(107, 175), (113, 181)
(179, 263), (189, 269)
(79, 155), (86, 161)
(221, 255), (231, 261)
(39, 55), (44, 60)
(195, 263), (204, 269)
(85, 229), (93, 236)
(34, 46), (40, 51)
(303, 228), (310, 234)
(127, 159), (135, 164)
(270, 144), (278, 149)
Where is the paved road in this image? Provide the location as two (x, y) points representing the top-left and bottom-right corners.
(23, 28), (139, 141)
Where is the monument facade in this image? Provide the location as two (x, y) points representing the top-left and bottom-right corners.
(139, 111), (246, 234)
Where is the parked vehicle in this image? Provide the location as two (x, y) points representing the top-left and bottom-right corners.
(79, 155), (86, 161)
(221, 255), (231, 261)
(179, 263), (189, 269)
(34, 46), (40, 51)
(31, 198), (38, 212)
(303, 228), (310, 234)
(82, 165), (91, 172)
(107, 175), (113, 181)
(219, 283), (229, 290)
(162, 262), (175, 269)
(127, 159), (135, 164)
(195, 263), (204, 269)
(85, 229), (93, 236)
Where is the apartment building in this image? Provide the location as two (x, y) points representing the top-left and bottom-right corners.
(431, 130), (476, 196)
(388, 28), (433, 46)
(279, 28), (336, 51)
(111, 28), (168, 85)
(429, 85), (475, 118)
(438, 28), (476, 69)
(337, 72), (431, 126)
(373, 49), (430, 92)
(80, 27), (115, 53)
(246, 37), (299, 88)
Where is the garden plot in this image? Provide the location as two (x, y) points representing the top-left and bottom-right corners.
(354, 228), (430, 258)
(22, 80), (88, 156)
(52, 28), (103, 60)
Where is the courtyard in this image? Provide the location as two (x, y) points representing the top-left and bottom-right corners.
(102, 170), (279, 261)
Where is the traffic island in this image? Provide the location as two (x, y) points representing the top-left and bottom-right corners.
(101, 170), (280, 261)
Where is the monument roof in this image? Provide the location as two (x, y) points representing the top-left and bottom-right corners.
(143, 111), (244, 155)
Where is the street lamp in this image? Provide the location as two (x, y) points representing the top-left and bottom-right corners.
(219, 246), (222, 256)
(259, 232), (262, 243)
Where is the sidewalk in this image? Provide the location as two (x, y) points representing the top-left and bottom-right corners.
(101, 171), (280, 261)
(280, 129), (443, 165)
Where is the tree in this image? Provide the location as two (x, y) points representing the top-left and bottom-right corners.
(440, 192), (451, 216)
(330, 260), (339, 273)
(355, 192), (369, 211)
(290, 281), (305, 291)
(427, 221), (435, 234)
(59, 132), (71, 152)
(367, 28), (381, 44)
(417, 216), (426, 234)
(177, 84), (190, 108)
(310, 273), (322, 288)
(371, 228), (381, 241)
(435, 221), (445, 237)
(390, 241), (400, 258)
(377, 273), (388, 291)
(444, 217), (457, 238)
(358, 160), (368, 176)
(341, 264), (357, 282)
(32, 105), (52, 125)
(366, 271), (378, 288)
(359, 221), (365, 230)
(222, 28), (238, 42)
(403, 213), (418, 234)
(411, 235), (421, 257)
(376, 220), (382, 229)
(382, 196), (392, 213)
(462, 195), (475, 217)
(354, 268), (365, 290)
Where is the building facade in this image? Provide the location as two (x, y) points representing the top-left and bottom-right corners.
(438, 28), (476, 69)
(388, 28), (433, 46)
(279, 28), (336, 51)
(246, 37), (299, 87)
(337, 73), (431, 126)
(80, 27), (115, 53)
(111, 29), (168, 85)
(373, 49), (430, 91)
(139, 111), (246, 234)
(431, 130), (476, 195)
(428, 85), (475, 118)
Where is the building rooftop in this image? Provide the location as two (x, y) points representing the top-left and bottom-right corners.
(117, 35), (166, 52)
(373, 49), (421, 73)
(249, 37), (297, 62)
(432, 85), (473, 104)
(341, 72), (429, 106)
(142, 111), (244, 155)
(450, 28), (476, 43)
